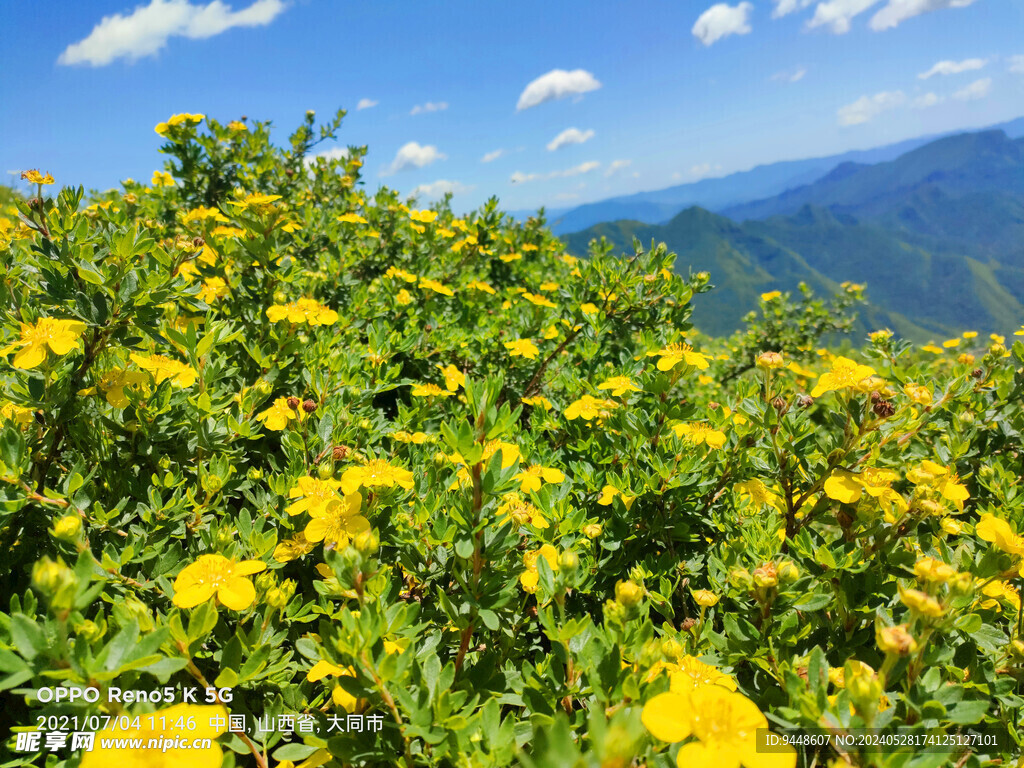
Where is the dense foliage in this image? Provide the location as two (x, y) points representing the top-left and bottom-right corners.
(2, 109), (1024, 768)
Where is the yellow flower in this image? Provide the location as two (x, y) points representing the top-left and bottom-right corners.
(172, 554), (265, 610)
(898, 585), (944, 618)
(673, 422), (727, 449)
(151, 170), (175, 187)
(734, 479), (782, 511)
(396, 289), (413, 305)
(597, 484), (636, 509)
(287, 476), (345, 516)
(666, 656), (736, 692)
(21, 169), (55, 185)
(392, 430), (429, 444)
(273, 533), (315, 563)
(523, 395), (553, 410)
(197, 276), (228, 303)
(642, 686), (795, 768)
(655, 343), (710, 372)
(1014, 325), (1024, 336)
(913, 556), (957, 584)
(942, 338), (960, 348)
(411, 382), (452, 398)
(523, 292), (556, 308)
(505, 339), (540, 359)
(80, 703), (227, 768)
(181, 206), (229, 226)
(437, 363), (466, 391)
(90, 368), (150, 408)
(2, 318), (86, 369)
(409, 209), (438, 223)
(903, 383), (932, 406)
(580, 302), (599, 315)
(980, 580), (1021, 612)
(227, 120), (248, 132)
(130, 353), (198, 388)
(266, 298), (338, 326)
(342, 458), (415, 492)
(520, 544), (560, 593)
(597, 376), (641, 397)
(810, 356), (875, 397)
(922, 344), (943, 355)
(497, 493), (548, 529)
(467, 279), (495, 294)
(976, 514), (1024, 557)
(540, 281), (559, 291)
(869, 329), (893, 342)
(384, 267), (417, 283)
(564, 395), (618, 421)
(756, 351), (784, 369)
(338, 212), (368, 224)
(760, 291), (782, 301)
(227, 192), (282, 212)
(500, 252), (522, 262)
(419, 277), (454, 296)
(256, 397), (299, 431)
(0, 400), (34, 426)
(513, 465), (566, 494)
(909, 460), (969, 512)
(691, 590), (719, 607)
(305, 492), (370, 548)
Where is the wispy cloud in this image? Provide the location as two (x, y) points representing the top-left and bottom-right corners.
(911, 92), (943, 108)
(356, 98), (378, 111)
(58, 0), (286, 66)
(692, 2), (754, 46)
(546, 128), (595, 152)
(510, 161), (601, 184)
(836, 90), (905, 125)
(383, 142), (446, 175)
(412, 179), (473, 198)
(481, 149), (505, 163)
(690, 162), (723, 179)
(604, 159), (632, 177)
(952, 77), (991, 101)
(1008, 55), (1024, 75)
(772, 0), (815, 17)
(870, 0), (981, 32)
(807, 0), (879, 34)
(918, 58), (986, 79)
(410, 101), (448, 115)
(516, 69), (601, 111)
(771, 67), (807, 82)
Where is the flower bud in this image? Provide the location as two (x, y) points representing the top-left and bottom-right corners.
(286, 396), (300, 410)
(898, 585), (944, 618)
(692, 589), (719, 607)
(202, 474), (224, 495)
(753, 563), (778, 588)
(73, 619), (104, 642)
(757, 351), (785, 370)
(302, 399), (317, 413)
(558, 550), (580, 572)
(333, 445), (351, 462)
(254, 379), (274, 398)
(359, 418), (372, 431)
(615, 580), (644, 608)
(32, 558), (76, 596)
(247, 467), (264, 481)
(796, 394), (814, 409)
(354, 530), (379, 554)
(872, 400), (896, 418)
(876, 624), (917, 656)
(661, 639), (683, 659)
(51, 515), (82, 541)
(777, 561), (799, 583)
(680, 617), (698, 632)
(729, 567), (754, 590)
(582, 523), (603, 539)
(317, 462), (334, 480)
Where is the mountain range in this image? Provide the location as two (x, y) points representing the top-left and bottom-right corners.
(561, 124), (1024, 340)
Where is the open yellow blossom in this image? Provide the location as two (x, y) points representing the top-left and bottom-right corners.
(305, 492), (370, 548)
(172, 554), (265, 610)
(522, 395), (553, 410)
(409, 209), (438, 223)
(392, 430), (429, 444)
(942, 338), (960, 348)
(130, 353), (198, 388)
(385, 267), (418, 283)
(227, 192), (282, 212)
(513, 465), (566, 494)
(151, 170), (175, 187)
(500, 252), (522, 262)
(467, 279), (495, 294)
(81, 368), (150, 408)
(922, 344), (943, 355)
(523, 292), (556, 308)
(498, 494), (548, 529)
(256, 397), (299, 431)
(597, 484), (636, 509)
(155, 113), (204, 136)
(505, 339), (540, 359)
(597, 376), (642, 397)
(342, 458), (415, 492)
(674, 422), (727, 449)
(810, 356), (875, 397)
(80, 703), (227, 768)
(655, 343), (710, 372)
(2, 318), (86, 369)
(642, 685), (795, 768)
(980, 580), (1021, 612)
(760, 291), (781, 301)
(909, 460), (969, 511)
(898, 585), (944, 618)
(666, 656), (735, 692)
(419, 277), (454, 296)
(266, 298), (338, 326)
(520, 544), (560, 593)
(197, 276), (228, 303)
(338, 212), (368, 224)
(823, 467), (904, 517)
(411, 382), (452, 398)
(565, 395), (618, 421)
(437, 363), (465, 391)
(1, 400), (34, 426)
(273, 532), (316, 563)
(914, 556), (957, 584)
(734, 479), (782, 511)
(21, 169), (55, 185)
(580, 302), (599, 315)
(287, 476), (346, 516)
(976, 514), (1024, 557)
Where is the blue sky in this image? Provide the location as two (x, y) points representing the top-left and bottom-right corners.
(2, 0), (1023, 213)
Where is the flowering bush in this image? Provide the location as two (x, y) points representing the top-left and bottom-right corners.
(2, 110), (1023, 768)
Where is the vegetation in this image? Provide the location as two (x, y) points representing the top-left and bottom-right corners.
(2, 110), (1024, 768)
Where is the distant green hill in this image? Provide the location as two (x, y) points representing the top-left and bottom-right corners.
(563, 129), (1024, 339)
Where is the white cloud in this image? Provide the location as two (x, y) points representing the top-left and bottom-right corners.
(870, 0), (979, 31)
(690, 162), (723, 179)
(516, 69), (601, 111)
(546, 128), (595, 152)
(58, 0), (285, 66)
(304, 147), (350, 168)
(509, 161), (601, 184)
(412, 179), (473, 199)
(918, 58), (986, 79)
(481, 149), (505, 163)
(1008, 55), (1024, 74)
(952, 77), (992, 101)
(384, 142), (446, 175)
(911, 92), (943, 108)
(356, 98), (378, 111)
(671, 172), (683, 181)
(772, 0), (815, 17)
(807, 0), (880, 33)
(692, 2), (754, 46)
(836, 90), (905, 125)
(772, 67), (807, 82)
(605, 159), (632, 177)
(553, 192), (581, 201)
(410, 101), (448, 115)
